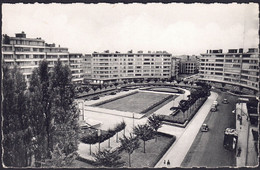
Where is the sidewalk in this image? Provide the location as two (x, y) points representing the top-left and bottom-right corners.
(155, 92), (218, 167)
(235, 103), (249, 167)
(235, 103), (258, 167)
(246, 126), (258, 167)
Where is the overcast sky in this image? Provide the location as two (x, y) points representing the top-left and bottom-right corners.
(2, 3), (259, 55)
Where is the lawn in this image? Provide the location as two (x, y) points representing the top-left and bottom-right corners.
(119, 134), (175, 168)
(97, 92), (173, 113)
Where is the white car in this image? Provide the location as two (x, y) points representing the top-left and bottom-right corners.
(213, 101), (218, 106)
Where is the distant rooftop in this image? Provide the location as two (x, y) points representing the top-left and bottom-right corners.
(93, 50), (170, 54)
(205, 48), (258, 54)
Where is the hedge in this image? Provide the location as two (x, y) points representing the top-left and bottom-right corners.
(159, 96), (208, 126)
(80, 121), (126, 145)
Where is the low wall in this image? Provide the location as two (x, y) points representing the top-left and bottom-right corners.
(91, 91), (138, 107)
(85, 106), (143, 119)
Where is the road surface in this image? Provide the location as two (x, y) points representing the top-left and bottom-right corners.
(155, 92), (218, 167)
(181, 90), (237, 168)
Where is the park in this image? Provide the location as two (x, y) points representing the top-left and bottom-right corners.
(74, 81), (212, 167)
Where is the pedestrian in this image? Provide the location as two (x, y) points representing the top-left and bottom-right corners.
(164, 160), (166, 164)
(167, 160), (170, 166)
(237, 147), (241, 157)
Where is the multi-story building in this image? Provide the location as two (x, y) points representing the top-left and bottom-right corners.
(171, 57), (180, 80)
(2, 32), (81, 84)
(179, 55), (199, 74)
(69, 53), (85, 84)
(85, 50), (172, 83)
(199, 48), (259, 95)
(83, 54), (92, 81)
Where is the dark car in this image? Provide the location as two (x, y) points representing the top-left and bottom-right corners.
(201, 124), (209, 132)
(222, 98), (229, 104)
(91, 96), (100, 100)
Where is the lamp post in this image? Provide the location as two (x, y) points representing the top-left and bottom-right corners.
(78, 100), (84, 121)
(133, 113), (135, 128)
(98, 129), (101, 152)
(81, 100), (84, 121)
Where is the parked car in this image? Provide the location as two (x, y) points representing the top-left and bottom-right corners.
(210, 105), (217, 112)
(91, 96), (100, 100)
(222, 98), (229, 104)
(110, 92), (116, 95)
(213, 100), (218, 106)
(201, 124), (209, 132)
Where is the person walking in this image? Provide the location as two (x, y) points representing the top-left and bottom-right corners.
(167, 160), (170, 166)
(237, 147), (241, 157)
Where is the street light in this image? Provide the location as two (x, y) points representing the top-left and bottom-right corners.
(97, 129), (101, 152)
(133, 113), (135, 128)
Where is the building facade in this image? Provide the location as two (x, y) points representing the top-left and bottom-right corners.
(179, 55), (199, 74)
(2, 32), (82, 84)
(69, 53), (85, 84)
(171, 57), (180, 80)
(85, 50), (172, 83)
(199, 48), (259, 95)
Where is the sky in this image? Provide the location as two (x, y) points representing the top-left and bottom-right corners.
(2, 3), (259, 55)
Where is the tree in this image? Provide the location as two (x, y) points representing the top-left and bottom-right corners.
(27, 61), (52, 166)
(92, 86), (98, 92)
(42, 144), (78, 167)
(147, 114), (162, 142)
(119, 134), (140, 167)
(3, 65), (33, 167)
(115, 121), (126, 142)
(50, 60), (80, 156)
(133, 124), (154, 153)
(28, 59), (80, 166)
(93, 148), (124, 167)
(179, 100), (189, 120)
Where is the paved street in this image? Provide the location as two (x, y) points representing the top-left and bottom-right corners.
(181, 91), (237, 167)
(155, 92), (218, 168)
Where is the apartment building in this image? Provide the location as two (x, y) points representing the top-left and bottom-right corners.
(171, 57), (180, 80)
(85, 50), (172, 83)
(2, 32), (77, 84)
(69, 53), (85, 84)
(179, 55), (199, 74)
(83, 54), (92, 80)
(199, 48), (259, 95)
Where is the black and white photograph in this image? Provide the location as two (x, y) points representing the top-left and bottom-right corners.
(1, 2), (259, 168)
